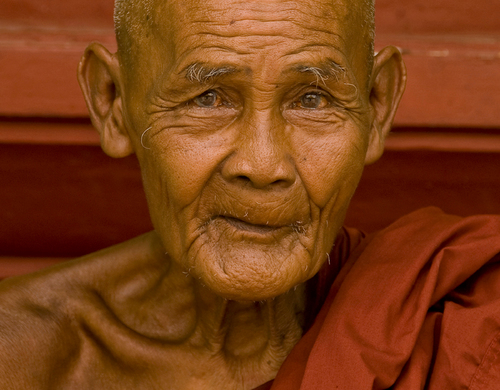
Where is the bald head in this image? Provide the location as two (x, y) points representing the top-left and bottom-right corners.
(114, 0), (375, 73)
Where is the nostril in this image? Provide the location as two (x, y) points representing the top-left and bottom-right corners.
(269, 178), (292, 189)
(233, 175), (252, 186)
(236, 175), (251, 182)
(233, 175), (291, 189)
(272, 179), (287, 186)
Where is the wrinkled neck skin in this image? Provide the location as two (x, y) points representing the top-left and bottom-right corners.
(192, 271), (306, 360)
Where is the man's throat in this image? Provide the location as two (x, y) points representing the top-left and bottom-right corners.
(193, 282), (306, 362)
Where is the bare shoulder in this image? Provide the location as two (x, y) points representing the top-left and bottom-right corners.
(0, 276), (79, 388)
(0, 231), (166, 389)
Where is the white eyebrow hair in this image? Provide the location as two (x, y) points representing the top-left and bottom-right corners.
(184, 63), (239, 83)
(295, 60), (346, 84)
(182, 60), (346, 86)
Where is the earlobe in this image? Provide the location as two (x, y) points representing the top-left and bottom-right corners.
(365, 46), (407, 165)
(77, 42), (134, 158)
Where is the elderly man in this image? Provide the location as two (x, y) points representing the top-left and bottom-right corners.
(2, 0), (500, 389)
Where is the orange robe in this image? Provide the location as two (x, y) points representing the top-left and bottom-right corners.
(271, 207), (500, 389)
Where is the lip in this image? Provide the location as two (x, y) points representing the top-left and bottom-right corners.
(204, 214), (306, 245)
(223, 216), (283, 234)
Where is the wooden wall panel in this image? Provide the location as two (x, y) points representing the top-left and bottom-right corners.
(376, 0), (500, 35)
(345, 150), (500, 232)
(0, 0), (114, 30)
(0, 143), (152, 258)
(378, 36), (500, 128)
(0, 46), (89, 117)
(0, 29), (115, 117)
(0, 118), (99, 145)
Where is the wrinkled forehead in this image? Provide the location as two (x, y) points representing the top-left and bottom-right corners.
(160, 0), (363, 46)
(144, 0), (367, 67)
(164, 0), (353, 28)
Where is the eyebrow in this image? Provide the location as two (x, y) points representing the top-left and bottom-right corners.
(180, 59), (346, 85)
(183, 62), (240, 84)
(293, 60), (346, 84)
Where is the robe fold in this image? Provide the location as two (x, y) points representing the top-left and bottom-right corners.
(270, 207), (500, 389)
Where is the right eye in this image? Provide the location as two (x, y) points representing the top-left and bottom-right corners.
(193, 90), (222, 108)
(292, 91), (331, 110)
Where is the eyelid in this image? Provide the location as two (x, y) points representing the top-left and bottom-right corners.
(290, 88), (333, 109)
(286, 84), (332, 100)
(187, 89), (220, 108)
(189, 88), (237, 108)
(193, 89), (222, 108)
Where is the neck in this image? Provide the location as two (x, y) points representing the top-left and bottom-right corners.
(192, 281), (306, 362)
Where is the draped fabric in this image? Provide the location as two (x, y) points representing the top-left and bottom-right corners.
(271, 208), (500, 389)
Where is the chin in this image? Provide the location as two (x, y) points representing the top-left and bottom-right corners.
(186, 232), (321, 301)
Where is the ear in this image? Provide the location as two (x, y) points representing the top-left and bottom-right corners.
(77, 42), (134, 158)
(364, 46), (407, 165)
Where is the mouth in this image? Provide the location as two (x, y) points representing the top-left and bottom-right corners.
(204, 215), (297, 245)
(223, 216), (283, 234)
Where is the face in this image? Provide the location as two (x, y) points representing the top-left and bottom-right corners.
(117, 0), (377, 300)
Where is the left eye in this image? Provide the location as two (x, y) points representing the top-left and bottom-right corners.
(297, 92), (329, 109)
(193, 90), (221, 108)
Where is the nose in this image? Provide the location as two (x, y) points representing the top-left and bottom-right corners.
(221, 113), (296, 189)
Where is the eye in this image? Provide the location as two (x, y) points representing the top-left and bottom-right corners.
(193, 90), (222, 108)
(296, 92), (329, 110)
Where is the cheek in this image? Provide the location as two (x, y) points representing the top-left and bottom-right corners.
(137, 129), (237, 259)
(292, 126), (369, 208)
(140, 131), (230, 209)
(137, 147), (212, 262)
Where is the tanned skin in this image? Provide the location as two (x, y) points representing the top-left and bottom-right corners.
(0, 0), (406, 388)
